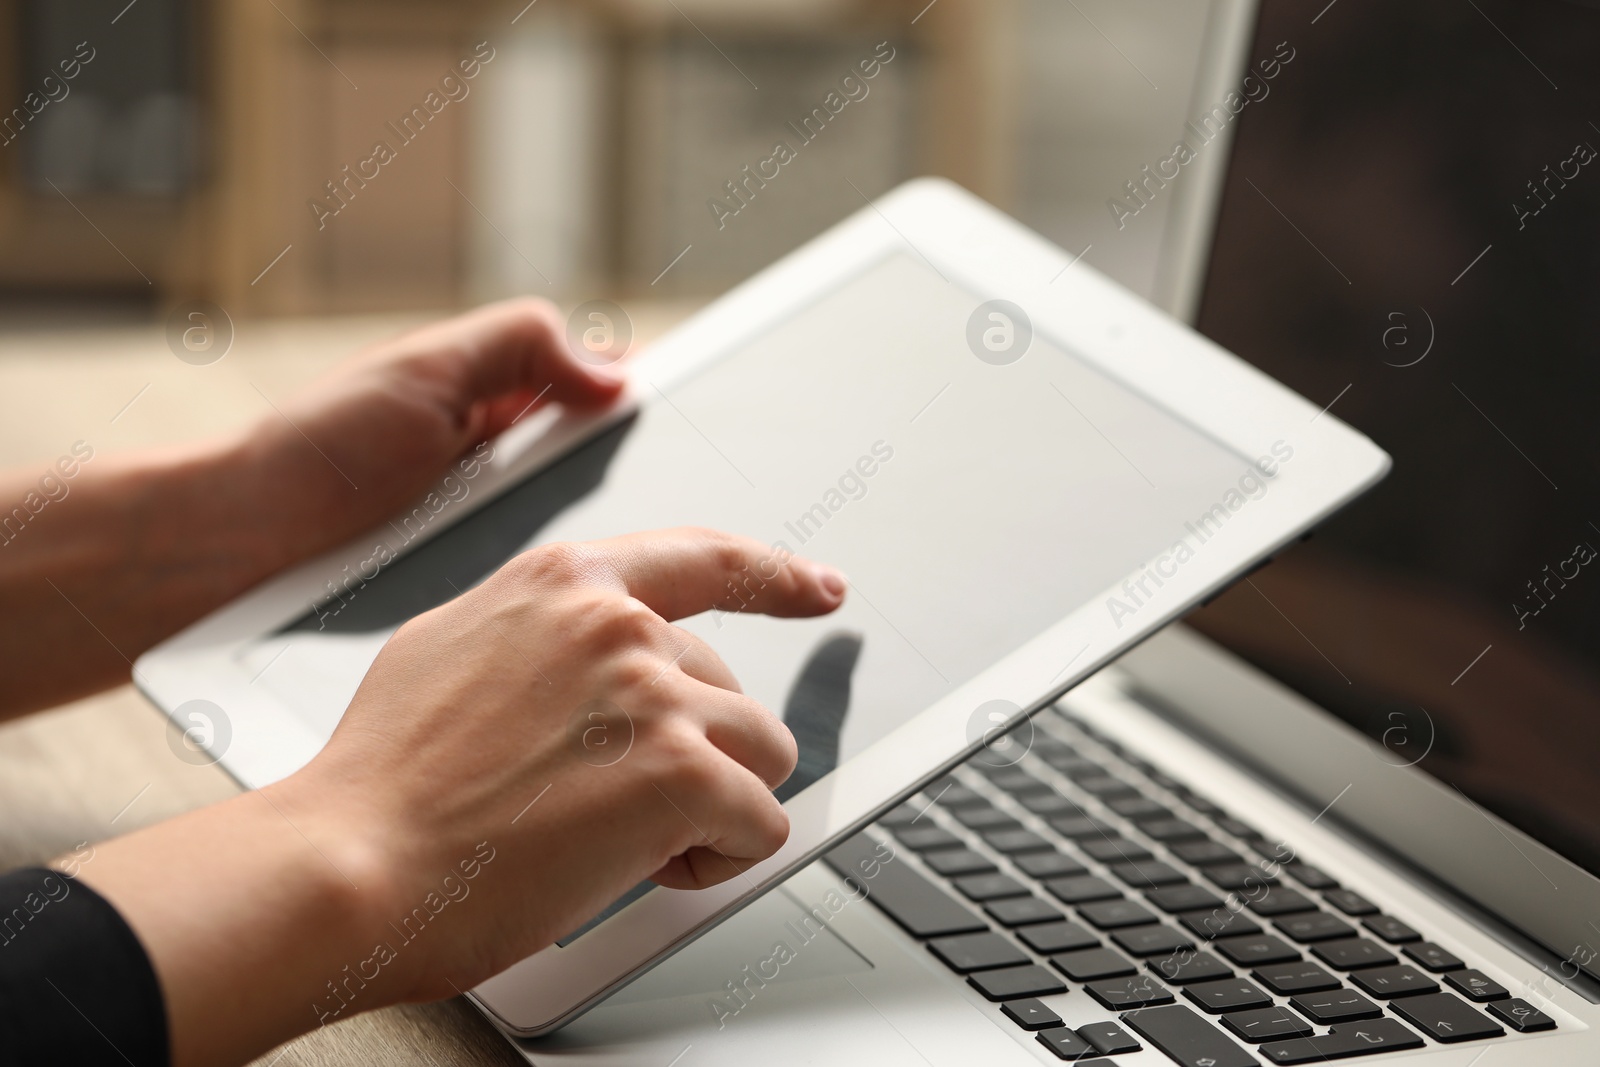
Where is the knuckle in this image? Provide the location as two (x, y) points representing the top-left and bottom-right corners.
(511, 541), (594, 586)
(605, 650), (661, 693)
(655, 727), (716, 792)
(704, 530), (748, 574)
(585, 595), (660, 650)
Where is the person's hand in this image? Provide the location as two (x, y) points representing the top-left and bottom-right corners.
(298, 527), (845, 1002)
(79, 527), (847, 1066)
(246, 297), (625, 564)
(0, 297), (628, 717)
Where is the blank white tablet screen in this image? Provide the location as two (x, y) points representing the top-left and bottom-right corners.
(248, 253), (1260, 904)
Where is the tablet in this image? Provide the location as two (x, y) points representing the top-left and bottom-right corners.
(134, 178), (1389, 1037)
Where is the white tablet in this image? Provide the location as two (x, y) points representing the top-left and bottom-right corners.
(135, 178), (1388, 1037)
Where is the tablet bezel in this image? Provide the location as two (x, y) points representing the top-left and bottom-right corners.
(133, 178), (1389, 1037)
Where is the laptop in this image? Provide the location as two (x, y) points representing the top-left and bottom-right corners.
(510, 1), (1600, 1063)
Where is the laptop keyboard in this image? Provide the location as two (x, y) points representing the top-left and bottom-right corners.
(823, 704), (1559, 1065)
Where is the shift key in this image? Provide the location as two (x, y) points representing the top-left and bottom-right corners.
(1122, 1004), (1258, 1067)
(823, 833), (985, 938)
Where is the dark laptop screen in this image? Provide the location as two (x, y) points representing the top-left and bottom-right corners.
(1192, 0), (1600, 878)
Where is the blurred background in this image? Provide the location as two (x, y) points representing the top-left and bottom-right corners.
(0, 0), (1221, 324)
(0, 2), (1237, 964)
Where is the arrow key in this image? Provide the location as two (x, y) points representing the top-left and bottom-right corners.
(1389, 992), (1505, 1043)
(1258, 1018), (1424, 1063)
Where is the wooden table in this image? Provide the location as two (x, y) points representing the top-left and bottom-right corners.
(0, 301), (696, 1065)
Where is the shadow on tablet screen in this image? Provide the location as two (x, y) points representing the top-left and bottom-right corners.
(279, 415), (637, 635)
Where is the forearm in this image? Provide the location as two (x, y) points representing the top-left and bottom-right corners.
(0, 431), (297, 718)
(71, 784), (400, 1067)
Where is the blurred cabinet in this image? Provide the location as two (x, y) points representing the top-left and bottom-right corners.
(0, 0), (1020, 316)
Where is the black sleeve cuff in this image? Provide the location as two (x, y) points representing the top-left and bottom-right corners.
(0, 865), (169, 1066)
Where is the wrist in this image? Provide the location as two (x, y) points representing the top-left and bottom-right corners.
(264, 773), (420, 1023)
(76, 783), (408, 1066)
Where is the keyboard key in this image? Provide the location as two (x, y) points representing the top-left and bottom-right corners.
(1147, 770), (1184, 791)
(922, 848), (995, 877)
(877, 803), (921, 827)
(1221, 1006), (1312, 1042)
(1283, 863), (1337, 890)
(1183, 793), (1226, 817)
(985, 896), (1065, 927)
(983, 828), (1053, 854)
(1149, 951), (1233, 985)
(1179, 909), (1262, 940)
(1035, 1026), (1094, 1060)
(1048, 815), (1117, 839)
(1171, 841), (1243, 867)
(1389, 992), (1505, 1042)
(1082, 837), (1155, 864)
(1051, 947), (1137, 981)
(1015, 851), (1089, 879)
(1019, 919), (1100, 954)
(928, 931), (1030, 973)
(1216, 934), (1301, 966)
(1107, 797), (1171, 820)
(1068, 758), (1120, 783)
(1444, 969), (1508, 1002)
(1021, 792), (1086, 816)
(1252, 841), (1296, 865)
(1045, 754), (1105, 778)
(1205, 864), (1279, 892)
(986, 768), (1050, 794)
(968, 963), (1069, 1001)
(1044, 875), (1122, 904)
(1148, 886), (1226, 913)
(1215, 817), (1263, 840)
(1121, 1004), (1258, 1067)
(953, 806), (1021, 831)
(1184, 978), (1273, 1014)
(1290, 988), (1382, 1024)
(953, 873), (1031, 902)
(1486, 997), (1556, 1032)
(1142, 817), (1208, 842)
(1107, 796), (1171, 825)
(1086, 974), (1175, 1010)
(930, 783), (987, 808)
(1247, 888), (1318, 917)
(1075, 775), (1139, 798)
(892, 826), (963, 851)
(1079, 899), (1158, 930)
(1312, 938), (1396, 971)
(1110, 861), (1188, 888)
(1113, 925), (1195, 957)
(1323, 889), (1378, 916)
(1028, 733), (1075, 756)
(824, 834), (985, 938)
(1348, 964), (1438, 998)
(1259, 1018), (1424, 1062)
(1403, 941), (1464, 972)
(1360, 915), (1419, 944)
(1252, 962), (1341, 995)
(1275, 913), (1356, 943)
(1001, 997), (1062, 1031)
(1078, 1020), (1141, 1055)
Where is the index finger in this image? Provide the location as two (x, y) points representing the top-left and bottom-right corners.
(591, 527), (846, 622)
